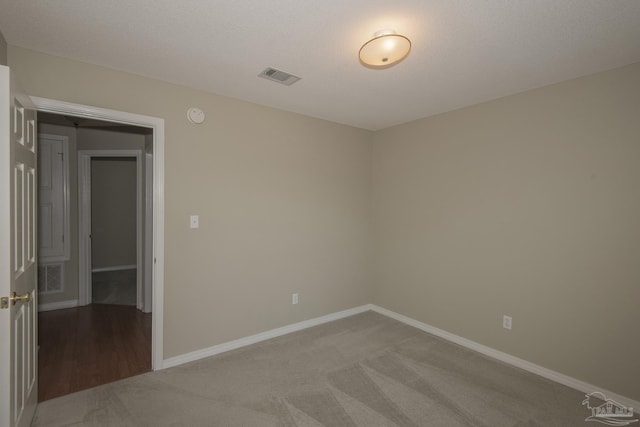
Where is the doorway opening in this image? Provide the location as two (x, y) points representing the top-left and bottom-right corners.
(78, 150), (145, 310)
(34, 105), (164, 401)
(88, 156), (139, 309)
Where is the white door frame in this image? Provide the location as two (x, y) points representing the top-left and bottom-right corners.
(78, 150), (142, 309)
(31, 97), (165, 370)
(144, 151), (153, 313)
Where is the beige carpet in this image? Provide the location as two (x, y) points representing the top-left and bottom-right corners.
(34, 311), (601, 426)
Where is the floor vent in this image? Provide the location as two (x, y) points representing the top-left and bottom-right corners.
(38, 263), (64, 294)
(258, 67), (301, 86)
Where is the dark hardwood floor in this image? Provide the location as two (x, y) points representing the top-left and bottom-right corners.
(38, 304), (152, 402)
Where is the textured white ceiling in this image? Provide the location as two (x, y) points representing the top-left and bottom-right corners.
(1, 1), (639, 130)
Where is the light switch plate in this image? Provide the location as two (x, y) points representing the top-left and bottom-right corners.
(190, 215), (199, 229)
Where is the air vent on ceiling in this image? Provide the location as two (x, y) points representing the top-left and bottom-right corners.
(258, 67), (301, 86)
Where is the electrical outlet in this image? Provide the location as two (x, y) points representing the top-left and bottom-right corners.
(292, 293), (299, 305)
(503, 315), (512, 330)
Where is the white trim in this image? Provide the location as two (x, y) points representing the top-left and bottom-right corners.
(33, 97), (159, 129)
(143, 151), (153, 313)
(31, 97), (165, 371)
(91, 264), (136, 273)
(38, 299), (78, 312)
(368, 305), (640, 412)
(163, 305), (372, 369)
(77, 154), (91, 306)
(78, 150), (142, 310)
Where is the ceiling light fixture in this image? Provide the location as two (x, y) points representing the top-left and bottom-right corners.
(359, 29), (411, 69)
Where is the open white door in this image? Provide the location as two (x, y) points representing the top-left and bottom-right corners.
(0, 65), (38, 427)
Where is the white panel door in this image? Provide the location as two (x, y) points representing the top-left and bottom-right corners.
(38, 134), (68, 261)
(0, 65), (38, 427)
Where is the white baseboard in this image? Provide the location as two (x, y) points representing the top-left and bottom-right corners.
(92, 264), (136, 273)
(369, 304), (640, 412)
(38, 299), (79, 312)
(162, 305), (372, 369)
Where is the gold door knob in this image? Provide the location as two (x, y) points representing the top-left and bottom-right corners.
(9, 292), (30, 305)
(0, 292), (31, 309)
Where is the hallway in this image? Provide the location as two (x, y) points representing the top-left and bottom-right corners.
(38, 304), (152, 401)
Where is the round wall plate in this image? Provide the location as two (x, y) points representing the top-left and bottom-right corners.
(187, 107), (205, 124)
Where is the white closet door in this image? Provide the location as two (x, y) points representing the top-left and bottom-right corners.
(38, 134), (69, 261)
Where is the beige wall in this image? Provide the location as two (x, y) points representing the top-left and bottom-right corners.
(372, 62), (640, 401)
(37, 123), (79, 306)
(91, 158), (137, 269)
(8, 46), (372, 359)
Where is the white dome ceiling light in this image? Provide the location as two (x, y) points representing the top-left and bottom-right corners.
(359, 29), (411, 69)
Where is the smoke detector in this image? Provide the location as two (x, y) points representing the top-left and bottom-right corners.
(258, 67), (301, 86)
